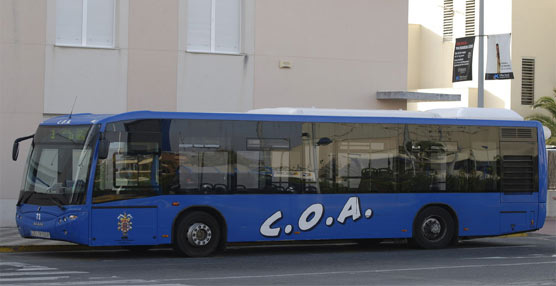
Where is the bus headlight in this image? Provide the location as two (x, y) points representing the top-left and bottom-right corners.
(69, 215), (78, 220)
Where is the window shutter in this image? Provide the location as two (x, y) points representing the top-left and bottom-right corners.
(465, 0), (475, 37)
(56, 0), (83, 46)
(187, 0), (212, 52)
(214, 0), (240, 53)
(521, 58), (535, 105)
(86, 0), (115, 47)
(443, 0), (454, 41)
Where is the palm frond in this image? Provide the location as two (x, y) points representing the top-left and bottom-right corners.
(525, 114), (556, 132)
(526, 91), (556, 144)
(531, 96), (556, 118)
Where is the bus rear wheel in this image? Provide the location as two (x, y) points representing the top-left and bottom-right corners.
(175, 211), (221, 257)
(411, 206), (455, 249)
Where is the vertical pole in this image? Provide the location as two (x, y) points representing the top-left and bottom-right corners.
(478, 0), (485, 107)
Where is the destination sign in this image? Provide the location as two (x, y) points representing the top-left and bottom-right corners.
(35, 126), (91, 144)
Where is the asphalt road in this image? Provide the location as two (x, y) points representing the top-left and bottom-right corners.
(1, 235), (555, 286)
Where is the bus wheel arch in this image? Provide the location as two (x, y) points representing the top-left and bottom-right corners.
(411, 204), (459, 249)
(172, 206), (228, 256)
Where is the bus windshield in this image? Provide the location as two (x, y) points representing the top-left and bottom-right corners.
(18, 125), (99, 206)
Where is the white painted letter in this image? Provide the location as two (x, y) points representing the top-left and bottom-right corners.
(260, 211), (282, 237)
(337, 197), (361, 224)
(298, 204), (324, 231)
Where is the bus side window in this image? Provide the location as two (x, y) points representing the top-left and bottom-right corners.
(312, 123), (398, 194)
(93, 128), (162, 203)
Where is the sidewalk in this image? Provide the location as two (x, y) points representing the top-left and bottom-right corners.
(535, 216), (556, 236)
(0, 227), (84, 252)
(1, 218), (554, 252)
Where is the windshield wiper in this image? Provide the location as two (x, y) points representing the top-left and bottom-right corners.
(16, 191), (35, 206)
(48, 196), (66, 211)
(16, 191), (66, 210)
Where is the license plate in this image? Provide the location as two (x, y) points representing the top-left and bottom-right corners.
(31, 230), (51, 239)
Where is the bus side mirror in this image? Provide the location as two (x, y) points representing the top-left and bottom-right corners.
(98, 138), (110, 159)
(12, 142), (19, 161)
(12, 135), (34, 161)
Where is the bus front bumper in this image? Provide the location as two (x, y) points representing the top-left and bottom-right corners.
(15, 205), (89, 245)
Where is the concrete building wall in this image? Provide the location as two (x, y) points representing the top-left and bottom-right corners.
(407, 87), (477, 110)
(43, 0), (128, 115)
(408, 0), (555, 115)
(407, 0), (513, 109)
(0, 0), (47, 226)
(408, 0), (454, 90)
(407, 24), (421, 90)
(510, 0), (556, 117)
(0, 0), (410, 227)
(253, 0), (408, 110)
(127, 0), (177, 112)
(176, 0), (255, 113)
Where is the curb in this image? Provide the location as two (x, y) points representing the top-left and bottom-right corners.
(0, 245), (90, 253)
(495, 233), (529, 238)
(0, 245), (123, 253)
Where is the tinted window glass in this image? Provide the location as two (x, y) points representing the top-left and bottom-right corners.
(397, 125), (499, 193)
(468, 126), (500, 192)
(93, 120), (164, 203)
(93, 119), (508, 200)
(167, 120), (311, 194)
(312, 123), (398, 193)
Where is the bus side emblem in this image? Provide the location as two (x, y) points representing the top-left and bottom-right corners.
(117, 212), (133, 238)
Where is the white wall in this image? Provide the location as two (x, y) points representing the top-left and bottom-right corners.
(408, 0), (513, 110)
(510, 0), (556, 117)
(44, 48), (128, 114)
(176, 0), (255, 112)
(1, 0), (47, 227)
(407, 88), (478, 110)
(253, 0), (408, 110)
(43, 0), (128, 115)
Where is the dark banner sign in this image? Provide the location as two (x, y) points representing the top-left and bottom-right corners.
(452, 37), (475, 82)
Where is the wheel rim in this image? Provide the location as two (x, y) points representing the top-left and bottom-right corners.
(421, 216), (445, 242)
(187, 223), (212, 246)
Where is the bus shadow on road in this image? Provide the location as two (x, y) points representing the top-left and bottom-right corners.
(33, 237), (533, 260)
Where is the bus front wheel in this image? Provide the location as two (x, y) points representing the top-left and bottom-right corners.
(411, 206), (455, 249)
(175, 211), (221, 257)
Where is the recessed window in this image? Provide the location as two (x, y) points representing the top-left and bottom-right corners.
(187, 0), (241, 54)
(443, 0), (454, 41)
(465, 0), (475, 37)
(56, 0), (115, 48)
(521, 58), (535, 105)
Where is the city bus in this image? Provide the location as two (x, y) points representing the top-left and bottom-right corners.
(13, 108), (548, 257)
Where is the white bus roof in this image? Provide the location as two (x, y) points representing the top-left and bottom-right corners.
(427, 108), (523, 120)
(247, 107), (523, 121)
(248, 108), (440, 118)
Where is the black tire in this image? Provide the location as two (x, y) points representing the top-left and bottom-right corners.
(411, 206), (455, 249)
(174, 211), (221, 257)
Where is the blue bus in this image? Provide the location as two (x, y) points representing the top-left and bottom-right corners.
(13, 108), (548, 256)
